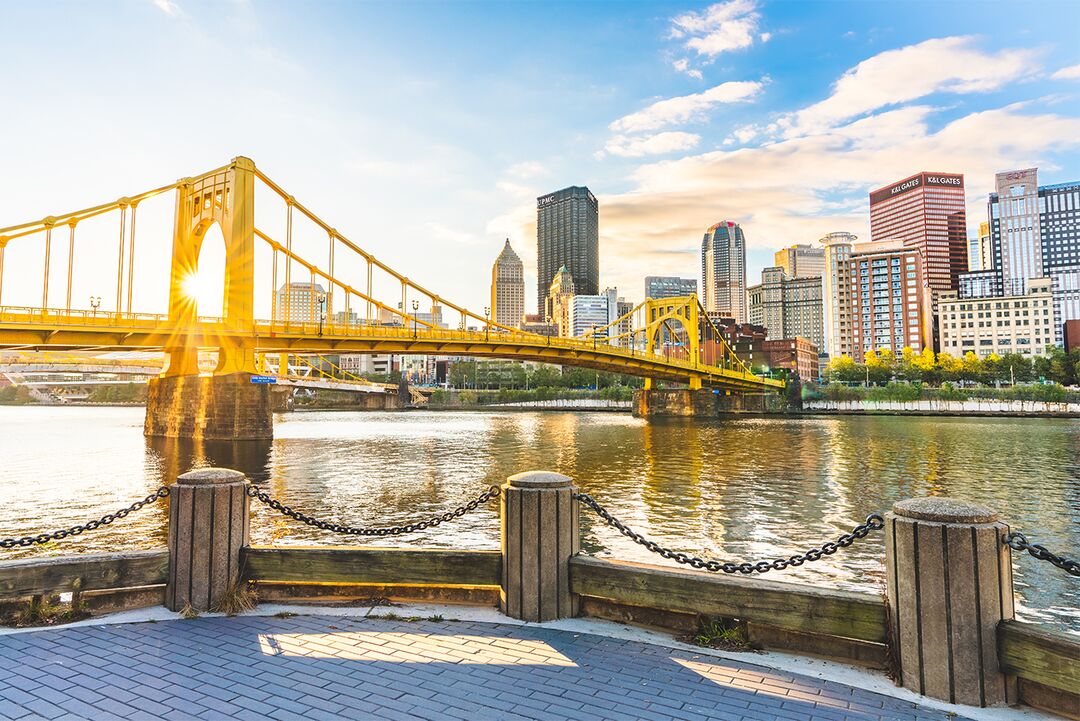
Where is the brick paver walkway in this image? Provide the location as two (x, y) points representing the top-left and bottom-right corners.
(0, 614), (973, 721)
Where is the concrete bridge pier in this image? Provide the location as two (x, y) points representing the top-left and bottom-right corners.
(144, 372), (274, 441)
(633, 388), (769, 417)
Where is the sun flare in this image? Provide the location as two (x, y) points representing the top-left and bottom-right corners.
(180, 271), (222, 316)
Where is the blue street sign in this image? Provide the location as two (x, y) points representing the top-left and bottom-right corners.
(250, 375), (277, 384)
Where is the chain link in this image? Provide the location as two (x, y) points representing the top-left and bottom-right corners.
(1004, 532), (1080, 577)
(0, 487), (171, 549)
(573, 492), (884, 575)
(247, 484), (500, 537)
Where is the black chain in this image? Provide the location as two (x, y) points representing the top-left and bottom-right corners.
(1004, 532), (1080, 577)
(247, 484), (500, 537)
(0, 487), (171, 549)
(574, 492), (884, 574)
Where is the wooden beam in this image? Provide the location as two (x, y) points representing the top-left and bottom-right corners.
(242, 546), (501, 587)
(998, 619), (1080, 696)
(0, 550), (169, 598)
(569, 556), (886, 643)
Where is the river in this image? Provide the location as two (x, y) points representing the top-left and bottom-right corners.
(0, 406), (1076, 633)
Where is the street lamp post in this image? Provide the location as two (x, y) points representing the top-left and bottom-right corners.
(484, 306), (490, 342)
(411, 299), (419, 338)
(317, 292), (327, 336)
(89, 295), (101, 318)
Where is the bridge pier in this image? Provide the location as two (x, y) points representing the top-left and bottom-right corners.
(633, 388), (773, 417)
(144, 373), (273, 441)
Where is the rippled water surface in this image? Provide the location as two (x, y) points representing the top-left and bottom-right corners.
(1, 406), (1077, 632)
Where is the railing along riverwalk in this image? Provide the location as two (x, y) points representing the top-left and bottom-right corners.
(0, 469), (1077, 718)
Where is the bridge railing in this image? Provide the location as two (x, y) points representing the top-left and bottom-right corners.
(1, 305), (777, 385)
(0, 467), (1076, 716)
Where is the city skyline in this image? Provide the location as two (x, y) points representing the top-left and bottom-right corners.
(1, 1), (1078, 316)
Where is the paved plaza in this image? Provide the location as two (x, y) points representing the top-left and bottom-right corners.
(0, 613), (977, 721)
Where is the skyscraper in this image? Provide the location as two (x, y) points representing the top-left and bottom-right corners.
(988, 168), (1042, 292)
(747, 267), (824, 351)
(985, 169), (1080, 287)
(701, 221), (747, 322)
(536, 186), (599, 313)
(869, 172), (968, 294)
(819, 232), (857, 358)
(546, 265), (576, 337)
(644, 276), (697, 300)
(976, 221), (991, 271)
(276, 282), (329, 324)
(774, 244), (825, 279)
(490, 239), (524, 329)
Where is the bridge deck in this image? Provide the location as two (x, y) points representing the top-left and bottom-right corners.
(0, 308), (783, 392)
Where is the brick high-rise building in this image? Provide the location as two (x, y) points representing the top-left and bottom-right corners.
(701, 221), (747, 322)
(490, 239), (524, 329)
(847, 240), (933, 361)
(536, 186), (598, 314)
(869, 172), (968, 294)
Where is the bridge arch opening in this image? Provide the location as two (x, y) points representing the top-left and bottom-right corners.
(647, 309), (694, 362)
(181, 221), (226, 318)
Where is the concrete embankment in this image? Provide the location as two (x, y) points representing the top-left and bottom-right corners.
(802, 398), (1080, 418)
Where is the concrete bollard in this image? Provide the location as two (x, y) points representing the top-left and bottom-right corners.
(166, 468), (250, 612)
(500, 471), (579, 622)
(885, 497), (1017, 707)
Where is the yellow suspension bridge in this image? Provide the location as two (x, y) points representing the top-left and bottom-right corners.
(0, 157), (781, 437)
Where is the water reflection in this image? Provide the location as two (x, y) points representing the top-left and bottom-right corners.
(0, 406), (1076, 633)
(145, 436), (273, 484)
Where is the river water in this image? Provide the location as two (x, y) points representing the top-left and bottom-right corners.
(0, 406), (1077, 633)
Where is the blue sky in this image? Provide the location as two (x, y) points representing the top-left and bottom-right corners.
(1, 0), (1079, 317)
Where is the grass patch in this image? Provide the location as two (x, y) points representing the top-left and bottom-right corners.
(179, 603), (200, 620)
(1, 595), (90, 628)
(213, 582), (258, 617)
(682, 617), (754, 651)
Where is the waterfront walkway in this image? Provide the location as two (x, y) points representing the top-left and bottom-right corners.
(0, 612), (983, 721)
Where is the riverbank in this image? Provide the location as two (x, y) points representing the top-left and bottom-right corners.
(800, 399), (1080, 418)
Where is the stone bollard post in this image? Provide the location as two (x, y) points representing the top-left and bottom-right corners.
(500, 471), (579, 622)
(885, 497), (1017, 707)
(166, 468), (250, 612)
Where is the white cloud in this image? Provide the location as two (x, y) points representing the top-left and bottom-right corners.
(727, 124), (761, 145)
(669, 0), (766, 58)
(672, 59), (703, 80)
(609, 80), (764, 133)
(1051, 64), (1080, 81)
(505, 161), (547, 180)
(774, 36), (1040, 138)
(605, 132), (702, 158)
(153, 0), (179, 15)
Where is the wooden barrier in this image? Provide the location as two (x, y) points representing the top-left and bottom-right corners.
(242, 546), (501, 587)
(570, 555), (887, 664)
(0, 549), (169, 598)
(999, 620), (1080, 719)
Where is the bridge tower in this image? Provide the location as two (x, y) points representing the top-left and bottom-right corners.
(144, 157), (273, 440)
(642, 295), (701, 391)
